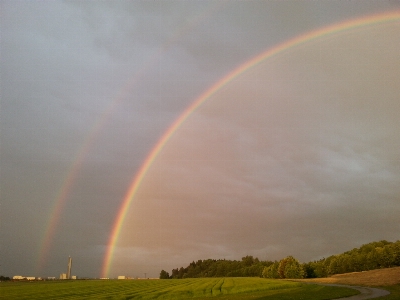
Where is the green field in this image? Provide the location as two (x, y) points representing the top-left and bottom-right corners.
(0, 277), (359, 299)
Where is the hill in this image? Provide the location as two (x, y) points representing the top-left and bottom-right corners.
(299, 266), (400, 286)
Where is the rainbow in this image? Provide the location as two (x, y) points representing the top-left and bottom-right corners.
(36, 96), (121, 273)
(102, 10), (400, 277)
(36, 3), (226, 273)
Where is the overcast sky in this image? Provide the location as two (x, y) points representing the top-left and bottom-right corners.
(1, 1), (400, 279)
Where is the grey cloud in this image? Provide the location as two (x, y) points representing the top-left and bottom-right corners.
(113, 20), (400, 277)
(2, 0), (399, 279)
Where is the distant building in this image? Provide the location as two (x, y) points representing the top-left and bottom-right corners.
(100, 277), (109, 280)
(117, 276), (126, 279)
(60, 273), (67, 279)
(71, 275), (77, 280)
(13, 276), (37, 280)
(47, 277), (56, 280)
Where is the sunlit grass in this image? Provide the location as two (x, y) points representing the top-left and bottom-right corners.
(0, 277), (358, 300)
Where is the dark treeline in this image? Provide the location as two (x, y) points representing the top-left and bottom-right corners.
(160, 240), (400, 279)
(160, 255), (272, 279)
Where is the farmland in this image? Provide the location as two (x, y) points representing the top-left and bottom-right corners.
(0, 277), (358, 300)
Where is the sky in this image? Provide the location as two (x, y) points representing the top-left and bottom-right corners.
(1, 1), (400, 279)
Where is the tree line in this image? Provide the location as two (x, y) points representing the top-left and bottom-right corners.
(160, 255), (271, 279)
(302, 239), (400, 278)
(160, 240), (400, 279)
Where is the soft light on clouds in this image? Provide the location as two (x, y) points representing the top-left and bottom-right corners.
(1, 0), (399, 278)
(117, 20), (400, 277)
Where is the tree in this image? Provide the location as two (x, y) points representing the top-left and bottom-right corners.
(159, 270), (170, 279)
(262, 261), (279, 279)
(279, 256), (304, 279)
(241, 255), (255, 267)
(313, 259), (328, 278)
(285, 256), (304, 278)
(303, 262), (317, 278)
(170, 268), (179, 279)
(328, 256), (339, 275)
(285, 262), (304, 279)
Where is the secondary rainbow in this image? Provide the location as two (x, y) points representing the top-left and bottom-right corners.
(102, 11), (400, 278)
(35, 4), (226, 274)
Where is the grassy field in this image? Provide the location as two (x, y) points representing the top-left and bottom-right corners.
(0, 277), (358, 300)
(296, 266), (400, 300)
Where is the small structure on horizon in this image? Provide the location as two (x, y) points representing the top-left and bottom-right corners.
(12, 275), (38, 280)
(117, 276), (126, 280)
(67, 256), (72, 279)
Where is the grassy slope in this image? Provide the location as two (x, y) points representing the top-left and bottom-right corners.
(297, 266), (400, 300)
(0, 277), (357, 300)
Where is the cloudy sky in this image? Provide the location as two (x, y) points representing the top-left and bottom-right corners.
(1, 1), (400, 279)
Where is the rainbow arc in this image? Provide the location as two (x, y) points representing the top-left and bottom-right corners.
(98, 10), (400, 278)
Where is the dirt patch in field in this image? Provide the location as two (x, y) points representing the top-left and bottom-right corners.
(297, 267), (400, 286)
